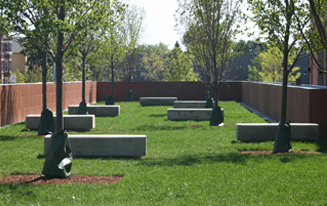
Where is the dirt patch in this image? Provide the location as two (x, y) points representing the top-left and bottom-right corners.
(0, 174), (123, 185)
(239, 150), (322, 155)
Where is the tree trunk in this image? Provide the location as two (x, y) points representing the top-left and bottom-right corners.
(55, 2), (66, 132)
(111, 57), (114, 96)
(273, 0), (292, 153)
(280, 0), (291, 124)
(0, 34), (2, 83)
(41, 52), (47, 110)
(82, 54), (86, 103)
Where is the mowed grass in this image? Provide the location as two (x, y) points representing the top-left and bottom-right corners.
(1, 101), (327, 205)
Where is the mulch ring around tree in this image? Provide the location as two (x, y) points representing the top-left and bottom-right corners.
(0, 174), (123, 185)
(238, 150), (322, 155)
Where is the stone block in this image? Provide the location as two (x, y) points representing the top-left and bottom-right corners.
(140, 97), (177, 106)
(236, 123), (319, 142)
(26, 115), (95, 130)
(44, 134), (147, 157)
(167, 108), (224, 121)
(174, 101), (207, 108)
(68, 105), (120, 117)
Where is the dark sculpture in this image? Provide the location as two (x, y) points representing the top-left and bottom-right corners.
(126, 90), (133, 101)
(77, 100), (88, 114)
(42, 130), (73, 178)
(105, 94), (115, 105)
(38, 108), (55, 135)
(210, 106), (224, 126)
(273, 122), (292, 153)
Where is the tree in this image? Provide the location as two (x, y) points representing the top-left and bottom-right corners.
(0, 0), (114, 131)
(19, 37), (53, 111)
(248, 0), (309, 153)
(295, 0), (327, 73)
(176, 0), (243, 125)
(140, 43), (169, 81)
(74, 1), (125, 109)
(100, 1), (126, 102)
(248, 47), (301, 82)
(164, 44), (199, 81)
(232, 40), (266, 54)
(118, 4), (145, 100)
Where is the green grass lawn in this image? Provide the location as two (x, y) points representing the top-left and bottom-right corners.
(1, 101), (327, 205)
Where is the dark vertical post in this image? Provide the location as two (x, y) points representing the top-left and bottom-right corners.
(55, 3), (65, 132)
(42, 52), (47, 110)
(111, 57), (114, 96)
(0, 34), (2, 83)
(82, 55), (86, 102)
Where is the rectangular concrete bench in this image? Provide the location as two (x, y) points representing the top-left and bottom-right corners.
(236, 123), (319, 142)
(174, 101), (207, 108)
(26, 115), (95, 131)
(140, 97), (177, 106)
(68, 105), (120, 117)
(167, 108), (224, 121)
(44, 134), (146, 157)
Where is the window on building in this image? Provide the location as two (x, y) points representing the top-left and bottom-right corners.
(4, 60), (8, 72)
(4, 43), (8, 52)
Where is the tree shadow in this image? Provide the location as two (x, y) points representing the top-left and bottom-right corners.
(138, 152), (320, 167)
(0, 136), (16, 141)
(138, 153), (248, 167)
(149, 114), (166, 118)
(37, 154), (141, 160)
(132, 124), (186, 131)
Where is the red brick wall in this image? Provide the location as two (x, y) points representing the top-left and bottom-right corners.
(1, 80), (327, 139)
(0, 81), (97, 127)
(97, 81), (243, 102)
(242, 82), (327, 139)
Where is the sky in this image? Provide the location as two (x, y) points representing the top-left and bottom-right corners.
(125, 0), (258, 50)
(125, 0), (183, 50)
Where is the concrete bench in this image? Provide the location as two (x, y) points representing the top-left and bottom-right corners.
(174, 101), (207, 108)
(140, 97), (177, 106)
(167, 108), (224, 121)
(236, 123), (319, 142)
(44, 134), (146, 157)
(26, 115), (95, 131)
(68, 105), (120, 117)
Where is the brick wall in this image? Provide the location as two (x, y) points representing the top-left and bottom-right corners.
(0, 81), (97, 127)
(97, 81), (242, 102)
(1, 80), (326, 139)
(242, 82), (327, 139)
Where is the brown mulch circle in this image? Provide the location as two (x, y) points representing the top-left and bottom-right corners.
(239, 150), (322, 155)
(0, 174), (123, 185)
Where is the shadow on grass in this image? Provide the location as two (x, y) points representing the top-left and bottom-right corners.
(37, 154), (140, 160)
(0, 184), (35, 195)
(139, 152), (320, 167)
(139, 153), (247, 167)
(74, 156), (141, 160)
(149, 114), (167, 118)
(132, 124), (186, 131)
(0, 136), (16, 141)
(233, 139), (327, 154)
